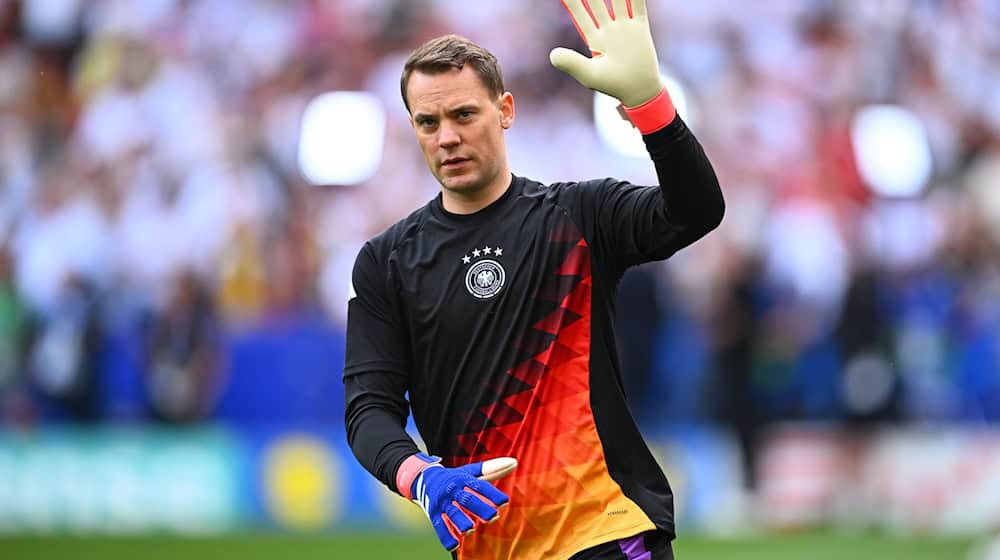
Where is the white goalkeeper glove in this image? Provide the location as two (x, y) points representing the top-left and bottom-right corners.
(551, 0), (676, 133)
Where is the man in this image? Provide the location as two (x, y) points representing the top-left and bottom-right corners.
(344, 1), (724, 558)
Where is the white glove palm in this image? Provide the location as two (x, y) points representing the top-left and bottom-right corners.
(550, 0), (663, 109)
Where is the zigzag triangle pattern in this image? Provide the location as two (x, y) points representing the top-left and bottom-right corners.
(448, 218), (653, 559)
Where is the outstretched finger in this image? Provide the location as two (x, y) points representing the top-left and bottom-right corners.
(444, 504), (475, 534)
(587, 0), (612, 26)
(560, 0), (598, 44)
(632, 0), (646, 18)
(467, 478), (510, 508)
(432, 516), (461, 552)
(610, 0), (631, 20)
(455, 489), (501, 523)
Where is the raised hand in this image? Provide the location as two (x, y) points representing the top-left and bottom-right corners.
(550, 0), (663, 108)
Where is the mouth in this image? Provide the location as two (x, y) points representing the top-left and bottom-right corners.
(441, 157), (470, 169)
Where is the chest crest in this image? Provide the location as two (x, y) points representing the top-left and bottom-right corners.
(460, 245), (506, 299)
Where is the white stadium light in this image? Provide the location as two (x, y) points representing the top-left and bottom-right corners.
(298, 91), (386, 186)
(851, 105), (933, 198)
(594, 70), (695, 159)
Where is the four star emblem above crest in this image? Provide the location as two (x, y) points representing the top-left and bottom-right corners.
(460, 246), (505, 264)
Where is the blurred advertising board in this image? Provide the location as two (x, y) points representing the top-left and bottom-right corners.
(758, 425), (1000, 534)
(862, 429), (1000, 534)
(0, 428), (243, 533)
(0, 426), (741, 534)
(0, 425), (997, 535)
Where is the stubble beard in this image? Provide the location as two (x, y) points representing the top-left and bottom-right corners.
(439, 164), (495, 198)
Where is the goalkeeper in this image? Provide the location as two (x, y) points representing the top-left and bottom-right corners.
(344, 1), (724, 558)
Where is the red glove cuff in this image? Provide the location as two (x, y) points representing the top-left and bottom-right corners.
(623, 87), (677, 135)
(396, 454), (435, 500)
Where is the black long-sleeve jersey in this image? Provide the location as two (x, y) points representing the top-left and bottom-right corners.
(344, 116), (724, 559)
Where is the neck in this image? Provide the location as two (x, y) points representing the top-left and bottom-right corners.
(440, 168), (512, 215)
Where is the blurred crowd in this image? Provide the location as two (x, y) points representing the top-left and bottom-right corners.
(0, 0), (999, 445)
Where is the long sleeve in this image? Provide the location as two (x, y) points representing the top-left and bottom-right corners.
(643, 115), (726, 253)
(343, 243), (419, 493)
(344, 369), (419, 492)
(555, 115), (725, 273)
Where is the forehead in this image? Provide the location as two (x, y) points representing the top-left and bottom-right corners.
(407, 66), (493, 113)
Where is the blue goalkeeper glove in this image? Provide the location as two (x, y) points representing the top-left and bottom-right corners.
(396, 453), (517, 552)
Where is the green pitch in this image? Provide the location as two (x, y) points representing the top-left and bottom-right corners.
(0, 532), (977, 559)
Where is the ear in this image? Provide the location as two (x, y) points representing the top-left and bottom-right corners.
(498, 92), (515, 130)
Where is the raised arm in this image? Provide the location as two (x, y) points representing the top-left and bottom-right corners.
(551, 0), (724, 269)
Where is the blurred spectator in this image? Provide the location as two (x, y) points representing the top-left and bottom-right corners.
(0, 240), (29, 421)
(26, 274), (103, 421)
(711, 250), (764, 489)
(145, 269), (219, 423)
(0, 0), (996, 432)
(835, 266), (900, 426)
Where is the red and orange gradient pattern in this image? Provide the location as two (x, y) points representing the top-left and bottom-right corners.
(446, 233), (655, 559)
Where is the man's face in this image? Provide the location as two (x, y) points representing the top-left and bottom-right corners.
(407, 66), (514, 196)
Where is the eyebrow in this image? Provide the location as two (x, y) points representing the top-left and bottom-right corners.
(447, 103), (479, 115)
(412, 102), (481, 121)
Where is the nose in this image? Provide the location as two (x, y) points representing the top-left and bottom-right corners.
(438, 121), (461, 149)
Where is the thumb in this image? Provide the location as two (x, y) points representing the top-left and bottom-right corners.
(550, 47), (594, 86)
(456, 457), (518, 481)
(480, 457), (517, 482)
